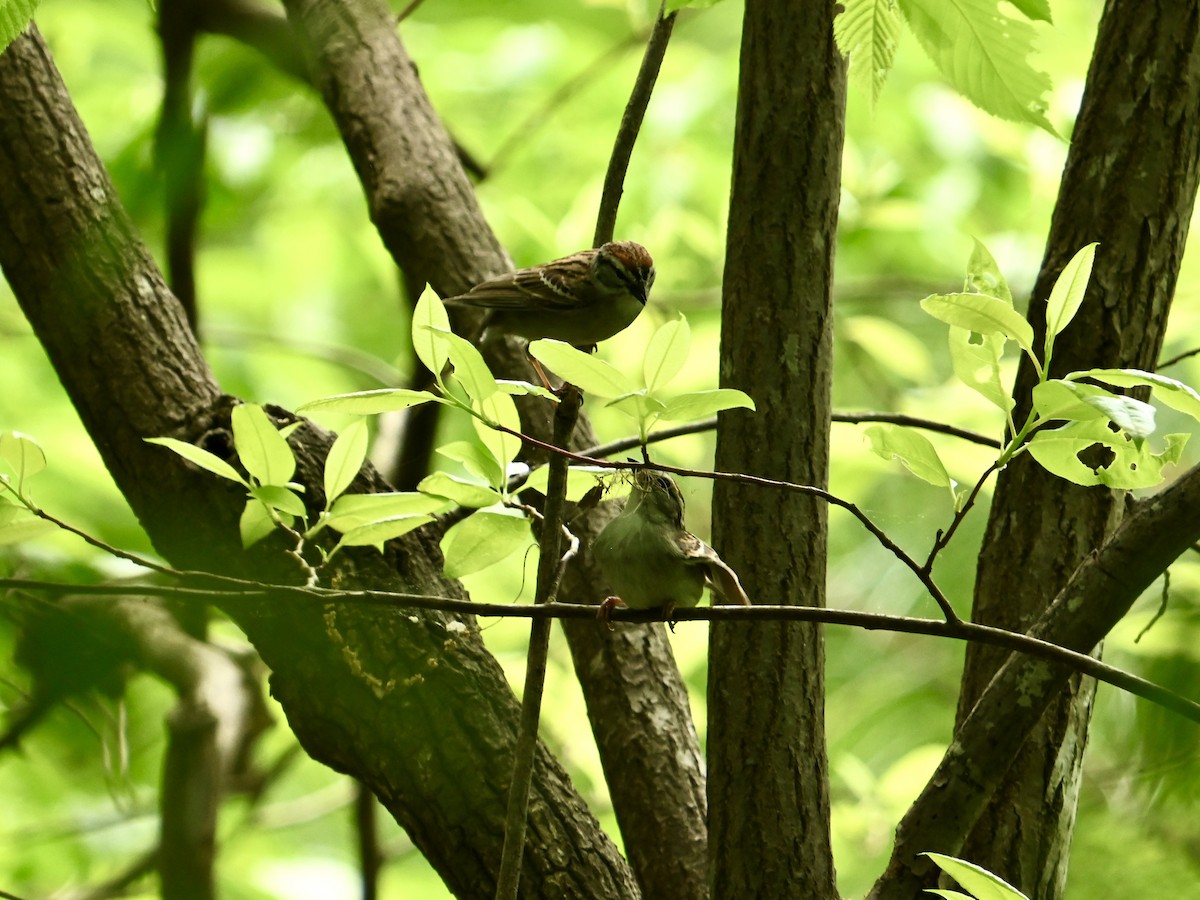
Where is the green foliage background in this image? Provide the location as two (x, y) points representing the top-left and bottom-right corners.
(2, 0), (1200, 896)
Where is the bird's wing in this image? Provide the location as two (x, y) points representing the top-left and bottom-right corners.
(676, 533), (751, 606)
(443, 253), (593, 312)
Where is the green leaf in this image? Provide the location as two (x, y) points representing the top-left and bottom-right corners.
(418, 471), (502, 508)
(923, 852), (1031, 900)
(643, 316), (691, 392)
(921, 293), (1035, 357)
(0, 431), (46, 481)
(865, 424), (952, 487)
(1005, 0), (1051, 23)
(0, 503), (56, 545)
(232, 404), (296, 486)
(899, 0), (1055, 133)
(496, 379), (559, 401)
(1044, 243), (1097, 356)
(412, 288), (452, 376)
(1080, 394), (1155, 439)
(665, 0), (725, 11)
(324, 419), (368, 506)
(250, 484), (308, 518)
(948, 327), (1013, 413)
(0, 0), (37, 56)
(436, 440), (504, 486)
(843, 315), (935, 383)
(1024, 422), (1106, 486)
(1067, 368), (1200, 424)
(605, 390), (667, 423)
(1030, 380), (1109, 423)
(336, 514), (434, 551)
(298, 388), (444, 416)
(473, 391), (522, 486)
(834, 0), (902, 104)
(925, 892), (975, 900)
(239, 499), (279, 549)
(528, 340), (635, 398)
(658, 389), (756, 422)
(1023, 419), (1181, 490)
(440, 510), (532, 579)
(423, 326), (498, 402)
(964, 238), (1012, 305)
(326, 491), (447, 532)
(146, 437), (247, 485)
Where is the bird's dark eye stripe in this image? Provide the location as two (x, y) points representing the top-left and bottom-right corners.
(601, 255), (651, 291)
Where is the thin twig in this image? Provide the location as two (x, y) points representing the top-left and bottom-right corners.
(593, 2), (677, 247)
(1157, 346), (1200, 370)
(833, 412), (1001, 449)
(495, 387), (581, 900)
(922, 461), (1001, 573)
(4, 578), (1196, 725)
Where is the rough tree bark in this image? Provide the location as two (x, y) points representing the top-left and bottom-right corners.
(709, 0), (845, 897)
(955, 2), (1200, 896)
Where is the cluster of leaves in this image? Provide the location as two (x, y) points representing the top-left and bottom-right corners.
(834, 0), (1054, 132)
(869, 242), (1197, 501)
(148, 292), (753, 580)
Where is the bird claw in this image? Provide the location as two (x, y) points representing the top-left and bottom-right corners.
(597, 596), (625, 631)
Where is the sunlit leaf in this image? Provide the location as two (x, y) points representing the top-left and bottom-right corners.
(412, 288), (452, 376)
(324, 419), (368, 505)
(239, 499), (279, 549)
(0, 0), (37, 56)
(423, 326), (497, 402)
(441, 510), (532, 579)
(834, 0), (902, 104)
(900, 0), (1055, 133)
(232, 403), (295, 486)
(948, 327), (1013, 413)
(658, 389), (756, 422)
(1044, 243), (1097, 357)
(922, 293), (1035, 357)
(964, 238), (1012, 305)
(1068, 368), (1200, 424)
(643, 316), (691, 392)
(0, 503), (56, 545)
(0, 431), (46, 481)
(473, 391), (522, 485)
(419, 471), (502, 508)
(528, 340), (635, 398)
(436, 440), (504, 486)
(336, 514), (434, 551)
(605, 390), (667, 423)
(1080, 394), (1155, 439)
(298, 389), (444, 416)
(146, 437), (246, 485)
(865, 424), (952, 487)
(326, 491), (447, 532)
(923, 852), (1031, 900)
(517, 465), (617, 503)
(250, 484), (308, 518)
(496, 379), (559, 401)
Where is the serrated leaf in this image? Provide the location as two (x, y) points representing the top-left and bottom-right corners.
(0, 0), (37, 56)
(146, 437), (247, 485)
(899, 0), (1055, 133)
(1045, 243), (1097, 356)
(413, 288), (452, 376)
(834, 0), (902, 104)
(326, 491), (447, 531)
(865, 424), (952, 487)
(440, 510), (532, 579)
(948, 326), (1013, 412)
(964, 238), (1012, 305)
(419, 471), (502, 508)
(250, 484), (308, 518)
(436, 440), (504, 485)
(658, 389), (756, 422)
(922, 293), (1035, 357)
(298, 388), (444, 416)
(923, 852), (1031, 900)
(232, 404), (295, 486)
(337, 514), (434, 551)
(324, 419), (368, 505)
(1023, 418), (1175, 489)
(240, 500), (279, 549)
(528, 340), (635, 398)
(1068, 368), (1200, 424)
(643, 316), (691, 392)
(421, 325), (497, 402)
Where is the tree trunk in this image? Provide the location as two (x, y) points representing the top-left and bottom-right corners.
(709, 0), (846, 897)
(956, 2), (1200, 895)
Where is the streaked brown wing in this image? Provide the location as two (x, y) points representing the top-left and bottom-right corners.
(677, 532), (751, 606)
(446, 251), (594, 311)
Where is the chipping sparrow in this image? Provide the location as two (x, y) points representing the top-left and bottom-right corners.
(442, 241), (655, 346)
(593, 471), (750, 624)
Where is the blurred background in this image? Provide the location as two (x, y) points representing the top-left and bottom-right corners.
(2, 0), (1198, 896)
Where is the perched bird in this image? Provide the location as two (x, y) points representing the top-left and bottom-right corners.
(441, 241), (655, 346)
(593, 471), (750, 625)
